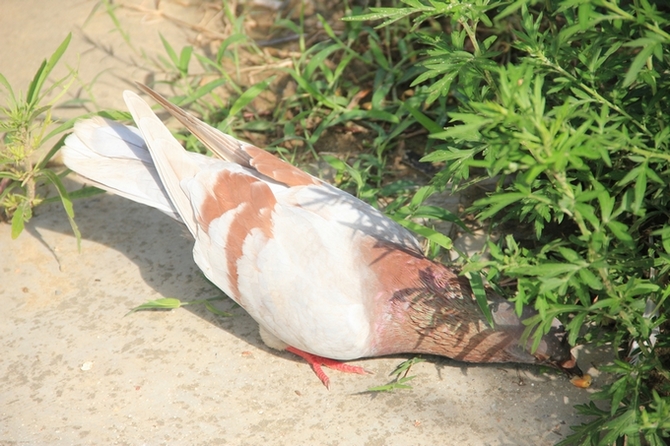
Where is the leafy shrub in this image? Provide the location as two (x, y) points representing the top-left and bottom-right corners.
(349, 0), (670, 443)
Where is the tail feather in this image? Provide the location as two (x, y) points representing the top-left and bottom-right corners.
(62, 117), (180, 220)
(70, 116), (151, 162)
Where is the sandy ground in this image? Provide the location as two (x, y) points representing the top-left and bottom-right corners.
(1, 1), (607, 444)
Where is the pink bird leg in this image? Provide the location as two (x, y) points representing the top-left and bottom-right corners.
(285, 346), (370, 389)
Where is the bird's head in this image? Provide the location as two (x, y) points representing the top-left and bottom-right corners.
(490, 300), (584, 377)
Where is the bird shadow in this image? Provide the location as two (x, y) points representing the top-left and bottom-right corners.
(28, 190), (273, 355)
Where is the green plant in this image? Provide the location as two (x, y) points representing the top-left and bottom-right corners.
(126, 295), (233, 317)
(348, 0), (670, 443)
(0, 33), (92, 246)
(367, 357), (426, 392)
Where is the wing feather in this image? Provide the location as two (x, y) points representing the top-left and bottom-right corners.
(123, 91), (203, 236)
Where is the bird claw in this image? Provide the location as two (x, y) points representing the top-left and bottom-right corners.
(286, 346), (370, 389)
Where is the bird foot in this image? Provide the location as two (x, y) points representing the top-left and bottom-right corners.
(286, 346), (371, 389)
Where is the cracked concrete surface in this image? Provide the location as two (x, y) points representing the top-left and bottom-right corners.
(1, 1), (602, 444)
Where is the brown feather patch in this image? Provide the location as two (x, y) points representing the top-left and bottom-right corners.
(245, 146), (320, 187)
(198, 171), (276, 298)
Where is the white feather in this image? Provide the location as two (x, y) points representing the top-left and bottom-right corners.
(62, 117), (179, 220)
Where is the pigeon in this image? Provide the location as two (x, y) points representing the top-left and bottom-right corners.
(61, 84), (584, 388)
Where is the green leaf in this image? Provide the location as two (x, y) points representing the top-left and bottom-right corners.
(27, 33), (71, 106)
(321, 154), (348, 172)
(412, 205), (467, 229)
(288, 69), (340, 110)
(0, 71), (15, 101)
(393, 219), (452, 250)
(160, 33), (179, 66)
(40, 169), (81, 250)
(402, 103), (443, 134)
(624, 281), (659, 297)
(567, 312), (587, 345)
(607, 221), (633, 243)
(588, 297), (618, 311)
(623, 38), (660, 87)
(476, 193), (526, 220)
(228, 76), (276, 119)
(189, 79), (228, 104)
(367, 357), (424, 392)
(578, 268), (603, 291)
(216, 33), (249, 61)
(304, 43), (341, 80)
(11, 201), (30, 239)
(368, 35), (390, 71)
(468, 272), (494, 328)
(617, 164), (642, 188)
(126, 297), (184, 315)
(203, 301), (233, 317)
(432, 122), (484, 142)
(389, 357), (425, 377)
(657, 226), (670, 254)
(575, 202), (601, 230)
(632, 165), (647, 215)
(333, 109), (400, 125)
(516, 263), (580, 277)
(558, 247), (581, 263)
(409, 185), (435, 207)
(366, 375), (416, 392)
(178, 46), (193, 74)
(598, 190), (614, 223)
(420, 147), (475, 163)
(0, 172), (22, 181)
(577, 2), (593, 30)
(343, 7), (417, 28)
(42, 185), (105, 204)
